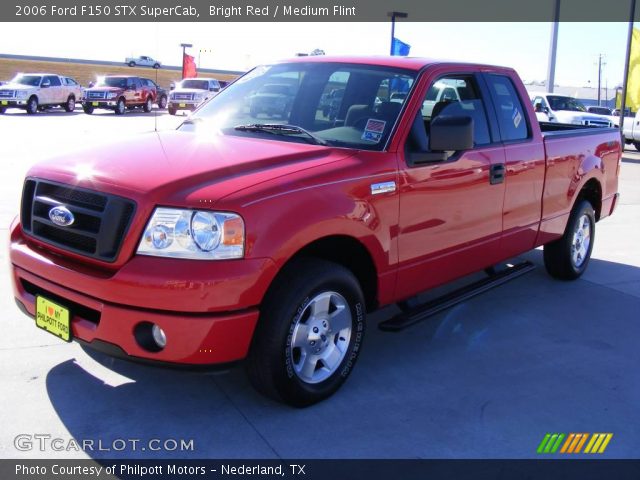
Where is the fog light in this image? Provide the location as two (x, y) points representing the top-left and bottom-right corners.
(152, 324), (167, 348)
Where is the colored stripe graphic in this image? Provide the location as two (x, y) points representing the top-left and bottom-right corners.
(541, 433), (613, 454)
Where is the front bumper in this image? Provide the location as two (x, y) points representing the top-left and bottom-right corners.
(169, 101), (199, 110)
(0, 99), (27, 108)
(10, 223), (273, 365)
(82, 100), (118, 109)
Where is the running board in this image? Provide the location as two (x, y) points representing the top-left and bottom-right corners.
(378, 261), (536, 332)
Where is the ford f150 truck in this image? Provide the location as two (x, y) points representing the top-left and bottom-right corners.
(0, 73), (82, 114)
(530, 92), (614, 127)
(9, 57), (621, 406)
(82, 75), (155, 115)
(168, 78), (221, 115)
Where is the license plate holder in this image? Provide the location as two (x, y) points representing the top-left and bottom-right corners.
(92, 101), (99, 106)
(36, 296), (71, 342)
(1, 100), (8, 105)
(179, 103), (186, 108)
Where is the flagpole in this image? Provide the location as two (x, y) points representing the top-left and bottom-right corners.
(387, 11), (408, 55)
(620, 0), (636, 134)
(546, 0), (560, 93)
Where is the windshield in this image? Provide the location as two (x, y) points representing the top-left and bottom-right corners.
(96, 77), (127, 88)
(547, 95), (587, 112)
(183, 62), (416, 150)
(181, 80), (209, 90)
(12, 75), (41, 86)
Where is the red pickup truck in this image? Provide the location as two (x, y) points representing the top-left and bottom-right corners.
(10, 57), (621, 406)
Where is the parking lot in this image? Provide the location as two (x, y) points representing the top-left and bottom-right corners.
(0, 107), (638, 459)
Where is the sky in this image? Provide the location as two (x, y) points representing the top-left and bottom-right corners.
(0, 22), (629, 88)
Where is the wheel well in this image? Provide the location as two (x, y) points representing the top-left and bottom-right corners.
(286, 236), (378, 312)
(577, 179), (602, 220)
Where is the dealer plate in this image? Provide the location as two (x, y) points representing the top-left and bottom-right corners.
(179, 103), (186, 107)
(92, 101), (99, 106)
(1, 101), (8, 105)
(36, 296), (71, 342)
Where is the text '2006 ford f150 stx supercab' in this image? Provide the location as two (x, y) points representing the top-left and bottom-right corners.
(10, 57), (621, 406)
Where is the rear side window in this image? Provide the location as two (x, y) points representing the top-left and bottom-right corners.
(485, 74), (529, 142)
(46, 76), (61, 87)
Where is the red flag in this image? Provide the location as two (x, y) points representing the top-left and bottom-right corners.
(182, 53), (197, 79)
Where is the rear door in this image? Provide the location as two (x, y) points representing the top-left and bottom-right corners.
(482, 73), (546, 258)
(396, 70), (507, 298)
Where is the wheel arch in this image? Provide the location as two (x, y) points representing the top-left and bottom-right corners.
(575, 177), (602, 221)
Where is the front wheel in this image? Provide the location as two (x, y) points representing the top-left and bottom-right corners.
(128, 61), (135, 67)
(82, 105), (94, 114)
(246, 259), (366, 407)
(0, 107), (5, 114)
(63, 95), (75, 112)
(544, 200), (595, 280)
(634, 141), (640, 151)
(168, 106), (177, 115)
(143, 96), (153, 113)
(114, 98), (125, 115)
(153, 63), (160, 69)
(26, 96), (38, 115)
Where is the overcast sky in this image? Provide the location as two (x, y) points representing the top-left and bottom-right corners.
(0, 22), (629, 87)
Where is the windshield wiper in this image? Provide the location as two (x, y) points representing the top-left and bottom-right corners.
(234, 123), (328, 146)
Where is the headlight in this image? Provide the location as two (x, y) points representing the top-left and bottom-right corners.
(137, 208), (244, 260)
(195, 94), (205, 101)
(16, 91), (28, 99)
(107, 92), (118, 99)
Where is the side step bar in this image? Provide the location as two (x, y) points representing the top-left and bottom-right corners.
(378, 261), (536, 332)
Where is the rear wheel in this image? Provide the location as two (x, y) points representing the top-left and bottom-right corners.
(153, 63), (160, 69)
(26, 96), (38, 115)
(158, 95), (167, 110)
(63, 95), (75, 112)
(544, 200), (595, 280)
(246, 258), (366, 407)
(143, 96), (153, 113)
(128, 61), (136, 67)
(114, 98), (125, 115)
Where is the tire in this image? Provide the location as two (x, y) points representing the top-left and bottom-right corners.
(634, 141), (640, 151)
(114, 98), (125, 115)
(246, 258), (366, 407)
(543, 200), (595, 280)
(158, 95), (167, 110)
(82, 105), (94, 114)
(128, 61), (135, 67)
(143, 96), (153, 113)
(63, 95), (75, 112)
(153, 63), (160, 69)
(26, 96), (38, 115)
(168, 106), (177, 115)
(0, 107), (5, 114)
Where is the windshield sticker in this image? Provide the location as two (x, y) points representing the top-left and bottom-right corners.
(512, 109), (522, 129)
(361, 119), (387, 143)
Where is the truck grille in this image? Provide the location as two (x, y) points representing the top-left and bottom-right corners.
(173, 93), (194, 101)
(584, 119), (611, 128)
(0, 90), (16, 98)
(87, 91), (107, 100)
(21, 179), (136, 263)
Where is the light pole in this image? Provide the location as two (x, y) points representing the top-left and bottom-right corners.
(180, 43), (193, 79)
(596, 54), (606, 106)
(387, 11), (408, 55)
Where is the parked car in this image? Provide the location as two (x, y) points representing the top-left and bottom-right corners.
(620, 110), (640, 149)
(140, 78), (168, 109)
(167, 78), (220, 115)
(81, 75), (155, 115)
(530, 92), (614, 127)
(0, 73), (81, 114)
(587, 106), (612, 116)
(249, 83), (294, 118)
(10, 57), (621, 407)
(126, 56), (161, 69)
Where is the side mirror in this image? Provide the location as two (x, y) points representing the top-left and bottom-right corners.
(543, 107), (549, 114)
(170, 83), (175, 91)
(88, 81), (95, 88)
(41, 81), (50, 88)
(429, 115), (474, 152)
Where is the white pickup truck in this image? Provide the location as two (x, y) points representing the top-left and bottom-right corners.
(0, 73), (82, 115)
(530, 92), (614, 127)
(126, 56), (161, 69)
(621, 111), (640, 150)
(167, 77), (221, 115)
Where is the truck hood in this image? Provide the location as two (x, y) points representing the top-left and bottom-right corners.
(85, 86), (124, 93)
(27, 130), (354, 206)
(171, 88), (208, 95)
(1, 83), (36, 91)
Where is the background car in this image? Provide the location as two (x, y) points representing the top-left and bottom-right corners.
(125, 56), (161, 69)
(82, 75), (155, 115)
(167, 78), (220, 115)
(587, 106), (612, 116)
(249, 83), (294, 118)
(0, 73), (81, 114)
(530, 92), (614, 127)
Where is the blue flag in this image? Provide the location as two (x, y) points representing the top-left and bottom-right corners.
(392, 37), (411, 56)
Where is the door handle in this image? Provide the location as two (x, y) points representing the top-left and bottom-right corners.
(489, 164), (505, 185)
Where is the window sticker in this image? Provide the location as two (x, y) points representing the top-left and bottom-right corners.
(512, 108), (522, 129)
(361, 119), (387, 143)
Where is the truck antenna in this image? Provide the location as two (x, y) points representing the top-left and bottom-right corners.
(154, 65), (159, 133)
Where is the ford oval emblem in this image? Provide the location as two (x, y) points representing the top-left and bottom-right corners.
(48, 206), (75, 227)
